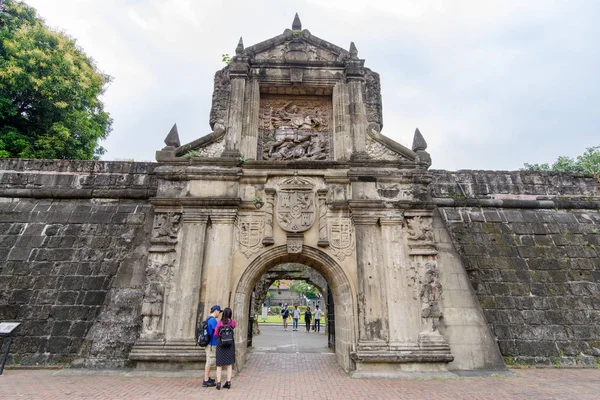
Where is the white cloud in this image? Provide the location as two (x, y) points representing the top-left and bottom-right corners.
(22, 0), (600, 170)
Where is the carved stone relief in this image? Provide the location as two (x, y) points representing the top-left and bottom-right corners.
(150, 212), (182, 253)
(151, 213), (181, 244)
(258, 95), (332, 161)
(141, 258), (174, 338)
(329, 216), (355, 261)
(406, 216), (434, 243)
(366, 136), (403, 161)
(419, 258), (443, 332)
(276, 176), (316, 233)
(254, 40), (340, 63)
(194, 137), (225, 158)
(237, 215), (265, 258)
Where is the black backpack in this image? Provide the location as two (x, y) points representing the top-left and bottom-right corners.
(218, 322), (234, 348)
(197, 316), (215, 347)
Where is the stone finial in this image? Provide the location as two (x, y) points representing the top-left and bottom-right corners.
(235, 37), (244, 56)
(349, 42), (358, 59)
(164, 124), (180, 148)
(292, 13), (302, 31)
(412, 128), (427, 152)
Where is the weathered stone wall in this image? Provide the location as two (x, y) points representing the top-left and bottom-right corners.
(2, 161), (599, 369)
(0, 159), (157, 367)
(432, 170), (600, 366)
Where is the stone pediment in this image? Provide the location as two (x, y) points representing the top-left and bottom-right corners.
(245, 29), (350, 64)
(156, 14), (431, 169)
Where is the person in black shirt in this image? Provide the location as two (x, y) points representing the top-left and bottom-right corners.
(304, 306), (312, 333)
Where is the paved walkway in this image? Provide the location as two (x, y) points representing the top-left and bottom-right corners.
(1, 326), (599, 399)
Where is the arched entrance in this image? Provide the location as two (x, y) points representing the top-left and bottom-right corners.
(231, 245), (356, 372)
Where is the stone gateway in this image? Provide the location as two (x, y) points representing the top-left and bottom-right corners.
(141, 15), (505, 377)
(0, 15), (598, 376)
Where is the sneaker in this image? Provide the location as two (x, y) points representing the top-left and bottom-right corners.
(202, 380), (216, 387)
(216, 382), (221, 390)
(224, 381), (232, 389)
(208, 377), (215, 383)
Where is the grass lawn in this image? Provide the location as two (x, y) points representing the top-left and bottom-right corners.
(256, 315), (327, 324)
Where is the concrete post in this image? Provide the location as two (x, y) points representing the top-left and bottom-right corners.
(164, 211), (208, 340)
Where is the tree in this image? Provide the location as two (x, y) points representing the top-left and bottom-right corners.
(289, 280), (320, 300)
(0, 0), (112, 159)
(523, 146), (600, 180)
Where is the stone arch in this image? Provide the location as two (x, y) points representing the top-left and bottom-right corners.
(231, 245), (357, 371)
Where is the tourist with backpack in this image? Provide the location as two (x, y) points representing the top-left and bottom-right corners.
(213, 307), (236, 390)
(281, 304), (290, 331)
(200, 305), (221, 387)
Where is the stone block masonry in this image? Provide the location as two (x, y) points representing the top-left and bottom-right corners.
(0, 160), (157, 367)
(432, 170), (600, 366)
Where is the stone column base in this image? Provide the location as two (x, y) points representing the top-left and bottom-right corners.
(129, 339), (205, 370)
(350, 339), (454, 378)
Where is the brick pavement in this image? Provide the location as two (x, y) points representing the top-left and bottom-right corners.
(1, 352), (599, 400)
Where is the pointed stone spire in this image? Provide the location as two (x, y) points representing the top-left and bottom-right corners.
(412, 128), (427, 152)
(349, 42), (358, 59)
(235, 37), (244, 55)
(164, 123), (180, 148)
(292, 13), (302, 31)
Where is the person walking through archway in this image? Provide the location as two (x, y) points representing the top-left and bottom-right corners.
(314, 305), (322, 333)
(214, 307), (236, 390)
(281, 304), (290, 331)
(304, 306), (312, 333)
(292, 304), (300, 331)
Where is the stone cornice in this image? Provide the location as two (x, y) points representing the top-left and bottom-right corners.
(151, 197), (242, 208)
(433, 197), (600, 209)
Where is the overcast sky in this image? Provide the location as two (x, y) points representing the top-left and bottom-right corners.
(25, 0), (600, 170)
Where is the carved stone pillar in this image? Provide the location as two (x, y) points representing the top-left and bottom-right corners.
(380, 214), (420, 345)
(352, 208), (388, 348)
(345, 51), (367, 158)
(262, 188), (275, 245)
(317, 189), (329, 247)
(202, 211), (237, 317)
(164, 211), (208, 340)
(223, 51), (249, 157)
(404, 210), (450, 350)
(347, 77), (367, 156)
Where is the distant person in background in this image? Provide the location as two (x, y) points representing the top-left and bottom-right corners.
(314, 305), (322, 333)
(292, 304), (300, 331)
(281, 304), (290, 331)
(304, 306), (312, 333)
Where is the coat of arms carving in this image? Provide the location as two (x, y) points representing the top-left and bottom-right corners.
(329, 217), (354, 261)
(276, 176), (316, 233)
(237, 216), (264, 258)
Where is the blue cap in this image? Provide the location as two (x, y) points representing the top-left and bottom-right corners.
(210, 305), (221, 313)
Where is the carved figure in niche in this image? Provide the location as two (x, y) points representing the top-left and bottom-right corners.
(152, 213), (181, 242)
(406, 216), (434, 242)
(141, 260), (173, 336)
(260, 96), (331, 161)
(419, 258), (443, 332)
